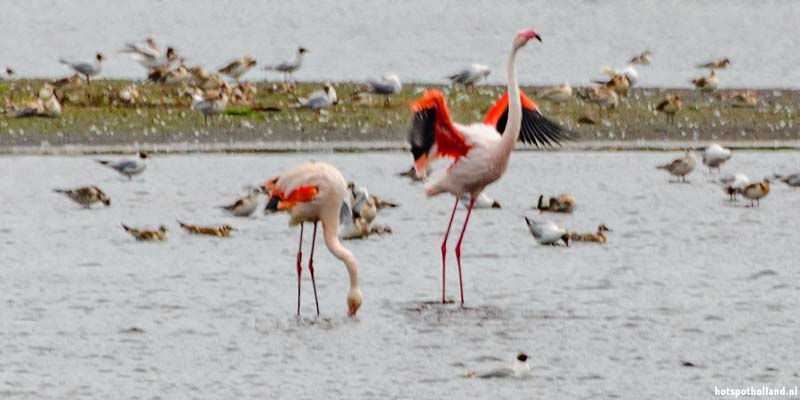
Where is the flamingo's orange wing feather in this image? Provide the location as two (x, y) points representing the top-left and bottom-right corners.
(266, 185), (318, 212)
(484, 91), (574, 147)
(407, 90), (471, 175)
(276, 186), (318, 210)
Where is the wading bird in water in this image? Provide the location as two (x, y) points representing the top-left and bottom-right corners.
(264, 161), (362, 317)
(407, 29), (572, 304)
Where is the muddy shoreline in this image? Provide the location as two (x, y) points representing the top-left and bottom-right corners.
(1, 80), (798, 154)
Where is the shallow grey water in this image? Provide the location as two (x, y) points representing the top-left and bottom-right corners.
(3, 0), (799, 88)
(2, 151), (800, 399)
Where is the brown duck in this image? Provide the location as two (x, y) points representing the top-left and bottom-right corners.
(122, 224), (167, 241)
(178, 221), (237, 237)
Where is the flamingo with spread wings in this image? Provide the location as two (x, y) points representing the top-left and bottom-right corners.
(408, 29), (574, 304)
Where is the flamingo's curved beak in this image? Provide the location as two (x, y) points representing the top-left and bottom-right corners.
(535, 34), (542, 43)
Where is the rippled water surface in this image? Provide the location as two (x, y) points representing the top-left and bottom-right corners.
(2, 151), (800, 398)
(3, 0), (799, 87)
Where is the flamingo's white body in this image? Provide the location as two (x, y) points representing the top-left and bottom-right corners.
(264, 161), (362, 317)
(408, 29), (572, 304)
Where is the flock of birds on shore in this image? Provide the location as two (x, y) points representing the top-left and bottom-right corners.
(0, 36), (762, 128)
(44, 29), (800, 324)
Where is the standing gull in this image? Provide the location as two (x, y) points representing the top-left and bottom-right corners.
(702, 143), (732, 172)
(447, 64), (491, 92)
(60, 53), (104, 84)
(363, 74), (402, 107)
(297, 84), (338, 113)
(264, 47), (308, 85)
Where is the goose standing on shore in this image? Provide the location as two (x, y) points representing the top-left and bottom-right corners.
(655, 96), (682, 124)
(60, 53), (104, 85)
(702, 143), (732, 172)
(742, 179), (770, 207)
(691, 70), (718, 91)
(96, 151), (148, 180)
(657, 151), (696, 182)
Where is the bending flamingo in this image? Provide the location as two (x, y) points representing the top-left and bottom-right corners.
(264, 161), (362, 317)
(408, 29), (573, 304)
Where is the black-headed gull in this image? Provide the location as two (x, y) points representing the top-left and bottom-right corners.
(524, 218), (570, 246)
(96, 151), (148, 180)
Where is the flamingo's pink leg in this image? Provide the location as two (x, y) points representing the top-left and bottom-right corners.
(296, 223), (304, 316)
(440, 198), (460, 303)
(308, 221), (320, 316)
(454, 196), (476, 305)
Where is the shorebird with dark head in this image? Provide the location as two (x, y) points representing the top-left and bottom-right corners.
(53, 186), (111, 208)
(297, 84), (338, 113)
(691, 70), (718, 91)
(524, 218), (570, 246)
(264, 47), (308, 87)
(96, 151), (148, 180)
(655, 95), (683, 124)
(720, 173), (749, 201)
(60, 53), (104, 85)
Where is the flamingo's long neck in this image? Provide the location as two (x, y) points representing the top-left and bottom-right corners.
(500, 43), (523, 155)
(322, 219), (359, 292)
